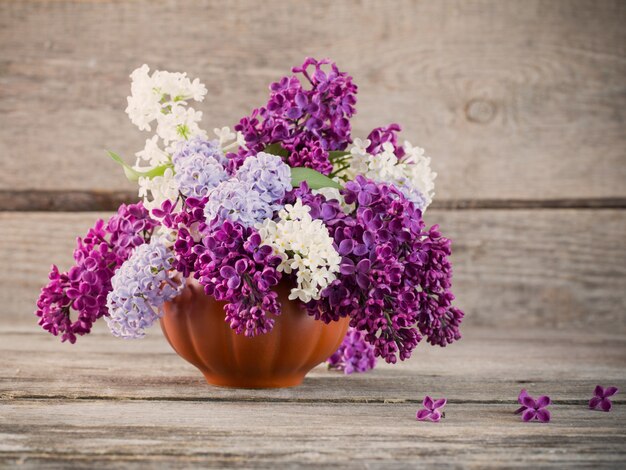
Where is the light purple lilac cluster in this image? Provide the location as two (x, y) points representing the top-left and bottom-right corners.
(35, 203), (156, 343)
(106, 240), (184, 338)
(172, 138), (229, 198)
(328, 327), (377, 374)
(233, 57), (357, 174)
(204, 152), (291, 228)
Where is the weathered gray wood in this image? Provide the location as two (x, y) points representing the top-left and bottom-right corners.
(1, 401), (624, 468)
(3, 210), (625, 331)
(2, 324), (625, 467)
(0, 0), (624, 200)
(4, 190), (626, 212)
(2, 326), (625, 403)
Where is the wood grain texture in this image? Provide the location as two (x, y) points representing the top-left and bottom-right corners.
(2, 210), (625, 331)
(1, 326), (625, 467)
(2, 326), (625, 403)
(0, 0), (625, 200)
(2, 402), (625, 468)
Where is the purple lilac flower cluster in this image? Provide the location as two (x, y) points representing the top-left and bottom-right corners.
(298, 176), (464, 364)
(233, 57), (357, 174)
(35, 203), (156, 343)
(154, 194), (285, 337)
(195, 221), (283, 336)
(328, 327), (377, 374)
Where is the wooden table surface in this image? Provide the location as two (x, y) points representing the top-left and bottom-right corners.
(2, 324), (625, 468)
(1, 0), (625, 467)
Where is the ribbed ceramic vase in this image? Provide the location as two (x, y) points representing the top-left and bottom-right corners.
(160, 278), (349, 388)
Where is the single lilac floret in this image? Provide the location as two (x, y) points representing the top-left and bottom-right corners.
(416, 396), (447, 422)
(328, 327), (377, 374)
(106, 240), (184, 338)
(589, 385), (619, 412)
(514, 389), (551, 423)
(236, 152), (292, 203)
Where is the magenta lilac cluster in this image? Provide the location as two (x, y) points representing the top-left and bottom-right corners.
(35, 203), (156, 343)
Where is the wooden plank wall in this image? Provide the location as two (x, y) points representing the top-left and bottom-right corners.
(0, 0), (625, 332)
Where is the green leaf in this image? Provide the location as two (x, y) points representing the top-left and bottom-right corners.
(290, 167), (342, 190)
(263, 143), (289, 157)
(328, 150), (351, 160)
(107, 151), (171, 182)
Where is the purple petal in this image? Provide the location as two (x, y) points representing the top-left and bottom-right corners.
(338, 239), (354, 256)
(536, 396), (551, 408)
(604, 386), (619, 398)
(521, 396), (537, 409)
(594, 385), (605, 398)
(536, 408), (551, 423)
(589, 397), (602, 409)
(416, 409), (431, 421)
(429, 410), (441, 422)
(220, 266), (236, 279)
(522, 409), (537, 422)
(518, 389), (529, 404)
(600, 398), (612, 412)
(356, 273), (370, 290)
(432, 398), (447, 409)
(423, 396), (434, 410)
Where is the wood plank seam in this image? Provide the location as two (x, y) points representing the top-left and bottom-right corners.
(2, 395), (621, 405)
(3, 190), (626, 211)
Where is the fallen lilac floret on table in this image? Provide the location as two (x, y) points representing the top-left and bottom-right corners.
(416, 396), (447, 422)
(589, 385), (619, 412)
(514, 389), (551, 423)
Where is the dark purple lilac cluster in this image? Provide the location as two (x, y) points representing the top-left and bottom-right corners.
(233, 57), (357, 174)
(155, 196), (284, 337)
(152, 196), (208, 277)
(328, 327), (377, 374)
(195, 221), (283, 336)
(300, 176), (464, 363)
(35, 203), (156, 343)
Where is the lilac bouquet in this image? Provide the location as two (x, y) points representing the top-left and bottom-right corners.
(36, 58), (464, 368)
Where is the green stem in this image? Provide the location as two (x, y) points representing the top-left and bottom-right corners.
(330, 163), (351, 178)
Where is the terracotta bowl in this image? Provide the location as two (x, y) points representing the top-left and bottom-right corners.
(160, 278), (350, 388)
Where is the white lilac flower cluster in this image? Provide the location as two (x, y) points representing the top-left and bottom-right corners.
(343, 138), (437, 211)
(105, 240), (185, 339)
(125, 66), (245, 211)
(257, 199), (341, 303)
(125, 64), (207, 139)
